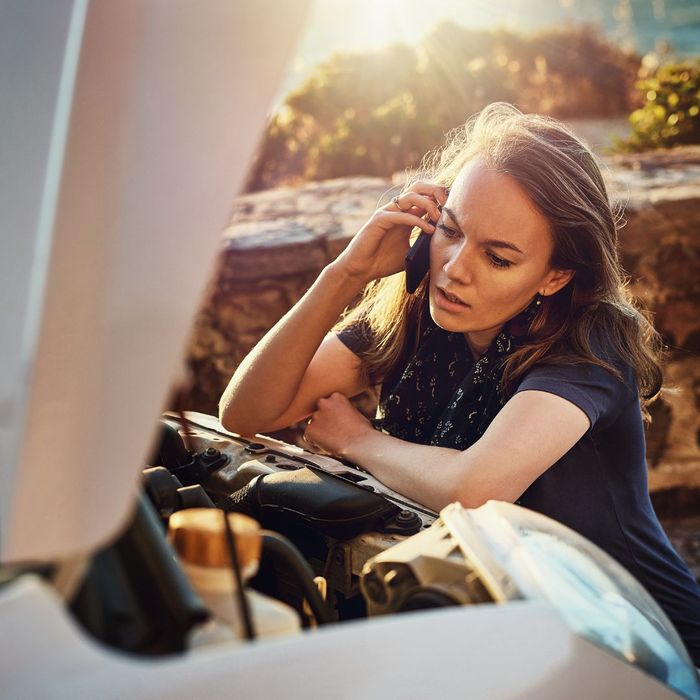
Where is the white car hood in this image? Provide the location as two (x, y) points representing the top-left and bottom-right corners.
(0, 0), (309, 564)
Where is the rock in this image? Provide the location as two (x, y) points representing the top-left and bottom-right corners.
(646, 397), (672, 468)
(655, 300), (700, 350)
(223, 286), (288, 336)
(660, 357), (700, 465)
(221, 220), (327, 279)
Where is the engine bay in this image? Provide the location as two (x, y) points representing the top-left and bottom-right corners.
(69, 411), (446, 654)
(60, 411), (700, 699)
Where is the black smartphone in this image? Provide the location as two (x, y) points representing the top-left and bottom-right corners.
(404, 230), (431, 294)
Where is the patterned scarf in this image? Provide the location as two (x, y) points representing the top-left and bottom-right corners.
(376, 296), (541, 450)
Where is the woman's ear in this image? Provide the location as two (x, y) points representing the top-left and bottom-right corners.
(541, 268), (574, 297)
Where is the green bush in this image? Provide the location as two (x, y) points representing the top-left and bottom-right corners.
(245, 23), (639, 192)
(617, 60), (700, 152)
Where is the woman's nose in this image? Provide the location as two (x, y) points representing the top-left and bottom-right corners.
(443, 242), (473, 285)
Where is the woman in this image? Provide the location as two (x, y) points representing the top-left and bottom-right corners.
(220, 103), (700, 665)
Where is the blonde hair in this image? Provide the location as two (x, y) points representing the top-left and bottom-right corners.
(334, 103), (664, 420)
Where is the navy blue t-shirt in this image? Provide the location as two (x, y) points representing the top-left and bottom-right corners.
(336, 322), (700, 666)
(514, 353), (700, 667)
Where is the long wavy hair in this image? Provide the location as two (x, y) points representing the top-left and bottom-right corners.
(334, 103), (665, 421)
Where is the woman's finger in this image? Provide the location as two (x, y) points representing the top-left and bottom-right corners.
(386, 191), (441, 222)
(303, 435), (320, 451)
(375, 210), (436, 234)
(303, 420), (320, 450)
(406, 181), (449, 205)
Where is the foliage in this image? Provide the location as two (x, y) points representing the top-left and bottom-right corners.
(245, 23), (639, 191)
(616, 60), (700, 152)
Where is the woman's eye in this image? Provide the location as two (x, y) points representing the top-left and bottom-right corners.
(487, 252), (512, 269)
(436, 222), (460, 238)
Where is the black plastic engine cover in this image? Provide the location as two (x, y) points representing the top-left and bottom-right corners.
(221, 467), (414, 539)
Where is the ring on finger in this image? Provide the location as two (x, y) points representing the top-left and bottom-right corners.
(392, 194), (409, 212)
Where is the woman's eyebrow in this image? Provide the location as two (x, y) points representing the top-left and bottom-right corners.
(440, 206), (463, 232)
(482, 238), (525, 255)
(442, 205), (525, 256)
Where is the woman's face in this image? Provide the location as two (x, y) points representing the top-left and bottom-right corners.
(428, 156), (572, 350)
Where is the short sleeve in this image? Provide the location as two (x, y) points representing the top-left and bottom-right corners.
(335, 318), (375, 357)
(514, 358), (636, 431)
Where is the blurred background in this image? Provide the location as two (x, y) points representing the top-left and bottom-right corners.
(245, 0), (700, 191)
(178, 0), (700, 573)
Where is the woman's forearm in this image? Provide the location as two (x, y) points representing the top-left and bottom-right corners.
(310, 389), (585, 513)
(342, 429), (467, 513)
(219, 262), (366, 435)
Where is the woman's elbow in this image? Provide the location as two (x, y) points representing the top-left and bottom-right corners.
(448, 477), (495, 510)
(450, 490), (488, 510)
(218, 406), (236, 433)
(449, 483), (520, 510)
(219, 400), (285, 437)
(218, 402), (252, 436)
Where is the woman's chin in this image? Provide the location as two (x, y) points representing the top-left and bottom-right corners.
(429, 301), (471, 333)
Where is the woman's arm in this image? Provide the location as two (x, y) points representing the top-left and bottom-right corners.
(219, 264), (367, 436)
(218, 183), (444, 436)
(304, 390), (590, 512)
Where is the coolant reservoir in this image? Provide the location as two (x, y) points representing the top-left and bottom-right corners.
(168, 508), (300, 644)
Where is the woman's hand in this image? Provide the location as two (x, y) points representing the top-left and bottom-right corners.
(332, 182), (448, 285)
(303, 392), (374, 459)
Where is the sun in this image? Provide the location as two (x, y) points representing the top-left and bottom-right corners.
(303, 0), (426, 55)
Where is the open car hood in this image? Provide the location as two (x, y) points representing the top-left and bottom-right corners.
(0, 0), (310, 564)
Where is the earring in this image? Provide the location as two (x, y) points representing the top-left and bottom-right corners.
(518, 292), (543, 331)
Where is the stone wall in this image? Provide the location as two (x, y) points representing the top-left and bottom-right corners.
(185, 147), (700, 500)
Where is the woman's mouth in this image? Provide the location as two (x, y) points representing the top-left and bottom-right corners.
(436, 286), (469, 311)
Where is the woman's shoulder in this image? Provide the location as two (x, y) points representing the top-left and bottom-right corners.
(515, 324), (638, 430)
(535, 322), (634, 376)
(587, 323), (628, 367)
